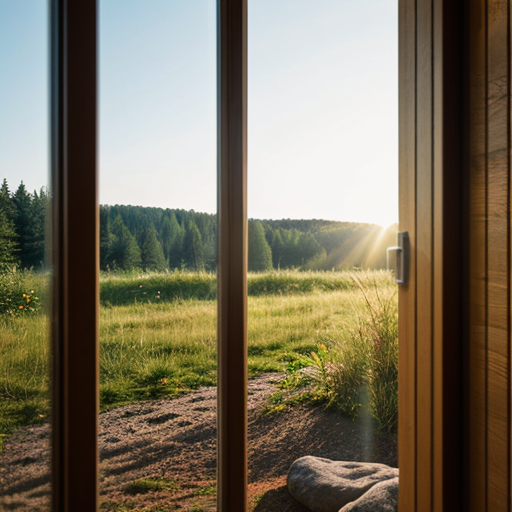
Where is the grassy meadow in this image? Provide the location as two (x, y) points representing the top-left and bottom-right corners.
(0, 269), (398, 444)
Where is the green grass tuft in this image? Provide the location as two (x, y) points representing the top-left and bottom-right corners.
(123, 477), (180, 495)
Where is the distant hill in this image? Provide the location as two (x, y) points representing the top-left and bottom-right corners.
(100, 204), (397, 272)
(0, 177), (397, 272)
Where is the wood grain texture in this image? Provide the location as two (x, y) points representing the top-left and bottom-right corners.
(415, 0), (433, 509)
(50, 2), (99, 511)
(486, 1), (510, 510)
(217, 1), (248, 511)
(465, 1), (512, 510)
(401, 1), (465, 509)
(432, 0), (444, 506)
(510, 4), (512, 509)
(398, 1), (417, 510)
(467, 0), (488, 510)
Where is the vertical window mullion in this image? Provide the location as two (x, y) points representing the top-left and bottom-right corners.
(51, 1), (99, 511)
(217, 0), (248, 511)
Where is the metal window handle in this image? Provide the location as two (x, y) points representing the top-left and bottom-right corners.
(387, 231), (409, 285)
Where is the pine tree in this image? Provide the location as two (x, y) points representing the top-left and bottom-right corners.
(161, 213), (184, 269)
(0, 179), (15, 224)
(271, 229), (284, 269)
(29, 188), (48, 268)
(12, 182), (36, 268)
(0, 179), (17, 268)
(248, 220), (273, 271)
(296, 232), (325, 266)
(110, 215), (141, 270)
(100, 207), (115, 270)
(140, 224), (166, 271)
(280, 229), (301, 268)
(182, 220), (204, 270)
(0, 208), (17, 270)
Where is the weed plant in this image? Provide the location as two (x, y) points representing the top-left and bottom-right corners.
(0, 268), (47, 316)
(274, 272), (398, 431)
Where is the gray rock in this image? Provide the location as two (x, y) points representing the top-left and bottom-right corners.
(287, 456), (398, 512)
(339, 477), (399, 512)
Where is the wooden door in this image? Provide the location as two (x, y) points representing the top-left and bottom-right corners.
(398, 1), (464, 510)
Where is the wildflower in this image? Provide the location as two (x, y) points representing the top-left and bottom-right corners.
(30, 290), (34, 294)
(19, 305), (24, 310)
(23, 293), (27, 298)
(318, 344), (327, 352)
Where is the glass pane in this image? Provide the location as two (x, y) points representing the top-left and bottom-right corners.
(98, 1), (218, 510)
(0, 1), (51, 510)
(247, 1), (398, 510)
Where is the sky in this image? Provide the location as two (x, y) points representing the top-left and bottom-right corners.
(0, 0), (398, 227)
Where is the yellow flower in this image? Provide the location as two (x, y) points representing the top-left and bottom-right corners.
(30, 290), (34, 294)
(318, 344), (327, 352)
(22, 293), (27, 298)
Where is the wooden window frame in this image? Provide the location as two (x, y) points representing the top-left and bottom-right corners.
(48, 1), (469, 511)
(50, 1), (249, 511)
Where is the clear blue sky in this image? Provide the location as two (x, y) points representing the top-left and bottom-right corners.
(0, 0), (398, 227)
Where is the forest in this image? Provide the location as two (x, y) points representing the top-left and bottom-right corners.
(0, 179), (397, 272)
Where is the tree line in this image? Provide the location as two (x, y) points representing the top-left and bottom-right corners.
(0, 179), (48, 271)
(0, 179), (397, 273)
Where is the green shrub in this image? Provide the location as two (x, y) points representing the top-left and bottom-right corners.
(0, 268), (44, 316)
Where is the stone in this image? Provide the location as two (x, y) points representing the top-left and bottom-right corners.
(339, 477), (399, 512)
(287, 456), (398, 512)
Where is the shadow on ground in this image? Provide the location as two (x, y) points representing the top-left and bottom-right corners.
(253, 485), (311, 512)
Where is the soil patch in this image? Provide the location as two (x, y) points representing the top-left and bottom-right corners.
(0, 374), (396, 511)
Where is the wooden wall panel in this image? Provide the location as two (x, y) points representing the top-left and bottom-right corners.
(486, 1), (510, 509)
(467, 0), (488, 510)
(466, 1), (512, 511)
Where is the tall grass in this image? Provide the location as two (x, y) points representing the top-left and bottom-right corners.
(0, 269), (398, 439)
(0, 270), (51, 440)
(275, 273), (398, 431)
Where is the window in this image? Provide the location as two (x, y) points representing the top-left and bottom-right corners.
(1, 1), (470, 511)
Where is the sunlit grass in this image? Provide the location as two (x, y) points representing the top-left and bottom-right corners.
(0, 269), (397, 439)
(0, 314), (51, 438)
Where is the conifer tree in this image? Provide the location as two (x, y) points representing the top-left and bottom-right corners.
(280, 229), (301, 268)
(0, 179), (17, 268)
(248, 220), (273, 271)
(271, 229), (284, 269)
(296, 232), (325, 266)
(161, 213), (184, 268)
(0, 179), (15, 224)
(140, 224), (166, 271)
(29, 188), (48, 268)
(182, 220), (203, 270)
(100, 207), (115, 270)
(0, 208), (17, 270)
(110, 215), (141, 270)
(12, 182), (37, 268)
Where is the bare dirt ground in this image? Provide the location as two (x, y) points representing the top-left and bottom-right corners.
(0, 374), (397, 512)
